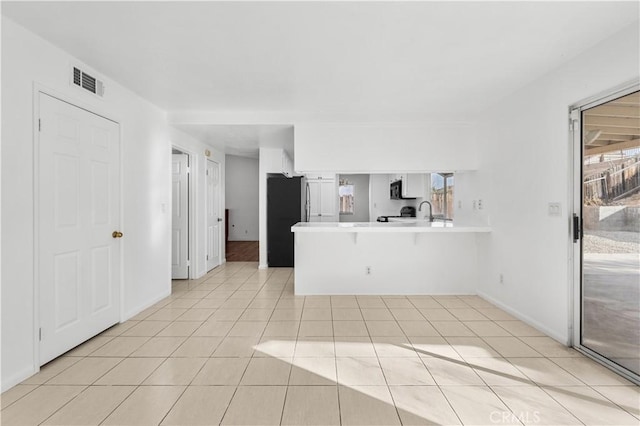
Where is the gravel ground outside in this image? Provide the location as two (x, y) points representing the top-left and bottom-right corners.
(584, 231), (640, 254)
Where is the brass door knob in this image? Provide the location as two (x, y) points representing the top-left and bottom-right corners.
(112, 231), (123, 238)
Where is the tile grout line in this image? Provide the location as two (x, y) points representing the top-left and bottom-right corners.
(446, 296), (533, 426)
(370, 296), (405, 425)
(40, 350), (137, 425)
(188, 264), (244, 426)
(451, 297), (592, 425)
(432, 296), (497, 426)
(217, 266), (283, 424)
(93, 302), (202, 425)
(0, 385), (40, 411)
(85, 303), (192, 425)
(34, 384), (90, 426)
(157, 270), (238, 426)
(589, 385), (640, 420)
(533, 385), (590, 426)
(330, 296), (343, 426)
(279, 272), (305, 426)
(410, 296), (524, 426)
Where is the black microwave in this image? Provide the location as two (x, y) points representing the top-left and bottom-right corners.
(390, 180), (402, 199)
(390, 179), (416, 200)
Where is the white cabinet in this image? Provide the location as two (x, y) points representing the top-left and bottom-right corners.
(390, 173), (426, 198)
(402, 174), (426, 198)
(263, 148), (294, 176)
(281, 151), (293, 177)
(307, 175), (337, 222)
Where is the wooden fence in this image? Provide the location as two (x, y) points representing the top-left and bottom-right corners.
(430, 187), (454, 219)
(584, 156), (640, 205)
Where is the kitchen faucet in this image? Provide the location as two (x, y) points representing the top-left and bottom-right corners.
(418, 201), (434, 222)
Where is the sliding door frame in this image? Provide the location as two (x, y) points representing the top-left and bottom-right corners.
(569, 79), (640, 385)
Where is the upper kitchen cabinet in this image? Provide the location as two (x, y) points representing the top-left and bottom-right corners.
(262, 148), (294, 177)
(392, 173), (427, 198)
(294, 123), (478, 172)
(281, 151), (293, 177)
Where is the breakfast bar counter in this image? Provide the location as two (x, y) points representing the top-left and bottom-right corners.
(292, 221), (491, 233)
(291, 221), (491, 295)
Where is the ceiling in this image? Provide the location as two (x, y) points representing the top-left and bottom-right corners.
(2, 1), (639, 156)
(172, 124), (293, 158)
(583, 91), (640, 156)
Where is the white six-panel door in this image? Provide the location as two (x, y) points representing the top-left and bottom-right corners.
(206, 159), (221, 271)
(38, 93), (121, 364)
(172, 154), (189, 279)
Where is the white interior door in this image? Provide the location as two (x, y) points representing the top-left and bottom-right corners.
(172, 154), (189, 279)
(39, 93), (121, 365)
(206, 159), (221, 271)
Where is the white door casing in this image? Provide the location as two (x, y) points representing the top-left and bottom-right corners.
(38, 93), (121, 365)
(206, 159), (221, 271)
(172, 154), (189, 279)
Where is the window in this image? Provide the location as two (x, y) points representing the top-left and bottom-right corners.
(339, 179), (355, 214)
(430, 173), (454, 220)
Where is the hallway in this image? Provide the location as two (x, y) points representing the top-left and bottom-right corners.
(225, 241), (259, 262)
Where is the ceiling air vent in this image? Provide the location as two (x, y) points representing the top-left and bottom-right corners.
(71, 66), (105, 97)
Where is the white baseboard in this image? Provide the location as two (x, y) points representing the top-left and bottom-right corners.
(296, 291), (476, 296)
(122, 289), (172, 322)
(258, 264), (268, 270)
(477, 291), (569, 345)
(1, 365), (38, 393)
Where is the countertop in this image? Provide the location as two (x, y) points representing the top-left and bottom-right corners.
(291, 221), (491, 233)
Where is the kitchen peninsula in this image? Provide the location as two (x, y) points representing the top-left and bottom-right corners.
(291, 221), (491, 295)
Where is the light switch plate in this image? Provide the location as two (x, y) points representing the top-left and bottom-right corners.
(548, 202), (561, 216)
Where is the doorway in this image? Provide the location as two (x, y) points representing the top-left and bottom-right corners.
(171, 148), (190, 279)
(206, 159), (222, 271)
(37, 92), (121, 364)
(225, 154), (259, 262)
(571, 85), (640, 384)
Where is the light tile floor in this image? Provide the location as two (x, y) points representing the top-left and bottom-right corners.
(2, 262), (639, 425)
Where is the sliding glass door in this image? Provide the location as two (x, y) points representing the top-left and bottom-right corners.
(573, 87), (640, 382)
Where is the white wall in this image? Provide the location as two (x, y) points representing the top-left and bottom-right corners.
(295, 123), (477, 173)
(474, 22), (640, 344)
(225, 155), (259, 240)
(0, 18), (214, 391)
(451, 171), (489, 226)
(170, 128), (226, 274)
(338, 174), (369, 222)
